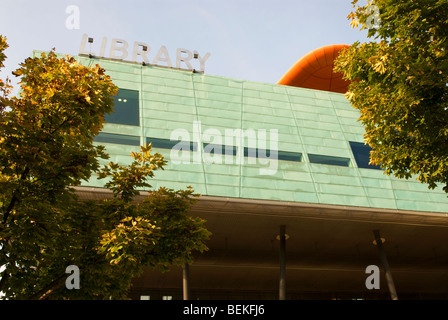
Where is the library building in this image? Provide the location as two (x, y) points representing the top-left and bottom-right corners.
(47, 38), (448, 300)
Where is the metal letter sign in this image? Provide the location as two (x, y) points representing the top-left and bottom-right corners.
(79, 34), (211, 72)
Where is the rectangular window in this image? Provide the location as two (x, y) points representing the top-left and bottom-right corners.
(349, 141), (382, 170)
(244, 148), (302, 162)
(105, 88), (140, 126)
(94, 132), (140, 146)
(278, 151), (302, 162)
(146, 137), (197, 151)
(243, 148), (276, 159)
(203, 143), (237, 156)
(244, 147), (258, 158)
(308, 154), (350, 167)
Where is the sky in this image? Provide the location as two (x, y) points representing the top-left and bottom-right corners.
(0, 0), (370, 92)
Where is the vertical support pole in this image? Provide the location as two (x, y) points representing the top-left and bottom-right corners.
(373, 230), (398, 300)
(279, 225), (286, 300)
(183, 263), (190, 300)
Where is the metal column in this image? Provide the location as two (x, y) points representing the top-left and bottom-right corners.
(373, 230), (398, 300)
(279, 225), (286, 300)
(183, 263), (190, 300)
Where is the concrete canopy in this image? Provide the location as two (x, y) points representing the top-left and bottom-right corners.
(76, 187), (448, 299)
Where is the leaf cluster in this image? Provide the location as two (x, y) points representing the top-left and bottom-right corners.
(335, 0), (448, 192)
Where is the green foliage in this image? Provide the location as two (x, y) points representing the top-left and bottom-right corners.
(335, 0), (448, 192)
(98, 186), (209, 272)
(0, 36), (11, 106)
(0, 36), (211, 299)
(97, 143), (167, 202)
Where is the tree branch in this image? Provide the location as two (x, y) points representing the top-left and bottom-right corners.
(27, 272), (67, 300)
(2, 167), (30, 225)
(0, 269), (10, 294)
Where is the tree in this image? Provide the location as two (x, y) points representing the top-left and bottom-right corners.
(334, 0), (448, 192)
(0, 36), (211, 299)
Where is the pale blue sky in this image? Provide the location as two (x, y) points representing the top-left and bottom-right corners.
(0, 0), (369, 91)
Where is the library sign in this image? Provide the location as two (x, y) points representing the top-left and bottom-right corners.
(79, 34), (211, 72)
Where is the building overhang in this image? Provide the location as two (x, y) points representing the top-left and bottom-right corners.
(73, 186), (448, 228)
(74, 186), (448, 297)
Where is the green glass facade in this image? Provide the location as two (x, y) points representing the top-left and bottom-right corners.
(31, 50), (448, 299)
(32, 50), (445, 214)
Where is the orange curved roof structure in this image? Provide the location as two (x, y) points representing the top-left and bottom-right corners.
(277, 44), (350, 94)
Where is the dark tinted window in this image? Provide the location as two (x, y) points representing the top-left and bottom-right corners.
(243, 148), (302, 162)
(105, 89), (139, 126)
(244, 147), (258, 158)
(243, 148), (276, 158)
(147, 137), (197, 151)
(203, 143), (237, 156)
(308, 154), (350, 167)
(349, 141), (382, 170)
(278, 151), (302, 162)
(94, 132), (140, 146)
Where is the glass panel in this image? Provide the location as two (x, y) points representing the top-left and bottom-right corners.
(243, 147), (257, 158)
(243, 148), (301, 162)
(256, 149), (276, 159)
(349, 141), (382, 170)
(243, 147), (274, 158)
(147, 137), (197, 151)
(94, 132), (140, 146)
(308, 154), (350, 167)
(278, 151), (302, 162)
(203, 143), (237, 156)
(105, 88), (139, 126)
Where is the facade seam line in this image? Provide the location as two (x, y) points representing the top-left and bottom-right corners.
(191, 73), (208, 196)
(331, 96), (373, 209)
(284, 87), (321, 203)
